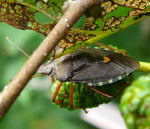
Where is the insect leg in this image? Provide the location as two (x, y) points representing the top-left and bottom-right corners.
(88, 86), (114, 99)
(32, 73), (47, 78)
(69, 82), (74, 107)
(52, 82), (63, 103)
(82, 108), (88, 113)
(50, 75), (55, 83)
(95, 42), (127, 55)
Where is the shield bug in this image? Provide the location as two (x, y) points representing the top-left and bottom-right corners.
(6, 39), (139, 110)
(38, 47), (139, 85)
(38, 47), (139, 109)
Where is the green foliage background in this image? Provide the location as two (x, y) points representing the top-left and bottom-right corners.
(0, 16), (150, 128)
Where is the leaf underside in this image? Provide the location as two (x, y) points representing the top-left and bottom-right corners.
(0, 0), (150, 56)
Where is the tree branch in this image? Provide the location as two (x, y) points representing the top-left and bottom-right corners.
(0, 0), (99, 118)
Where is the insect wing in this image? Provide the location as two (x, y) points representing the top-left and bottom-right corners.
(71, 49), (139, 84)
(53, 48), (139, 85)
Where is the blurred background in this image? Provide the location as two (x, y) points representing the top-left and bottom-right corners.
(0, 17), (150, 129)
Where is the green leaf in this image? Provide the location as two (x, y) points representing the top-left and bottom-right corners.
(120, 75), (150, 129)
(0, 0), (150, 57)
(54, 0), (150, 57)
(0, 0), (64, 35)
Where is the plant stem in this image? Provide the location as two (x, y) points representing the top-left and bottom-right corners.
(139, 61), (150, 72)
(0, 0), (100, 118)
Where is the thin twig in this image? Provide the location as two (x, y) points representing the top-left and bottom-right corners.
(0, 0), (100, 118)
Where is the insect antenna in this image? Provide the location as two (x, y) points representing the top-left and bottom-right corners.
(95, 42), (127, 55)
(6, 37), (30, 58)
(6, 37), (46, 78)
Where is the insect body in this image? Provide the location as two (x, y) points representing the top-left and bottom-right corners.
(38, 47), (139, 109)
(38, 48), (139, 86)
